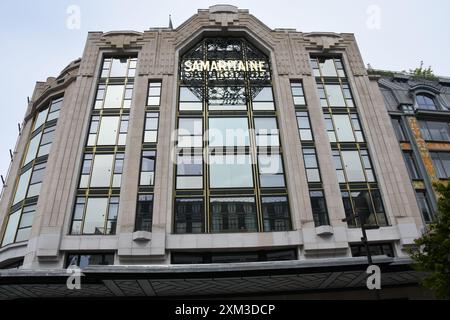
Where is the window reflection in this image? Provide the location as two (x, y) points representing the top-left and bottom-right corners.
(210, 197), (257, 233)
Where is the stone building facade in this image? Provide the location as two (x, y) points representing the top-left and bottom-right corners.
(0, 5), (431, 299)
(376, 71), (450, 224)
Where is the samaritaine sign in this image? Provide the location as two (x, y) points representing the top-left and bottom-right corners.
(179, 38), (272, 100)
(183, 59), (267, 73)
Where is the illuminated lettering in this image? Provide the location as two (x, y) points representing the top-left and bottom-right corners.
(184, 60), (193, 72)
(259, 61), (266, 72)
(182, 59), (267, 76)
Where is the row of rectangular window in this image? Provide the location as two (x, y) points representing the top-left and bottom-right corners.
(333, 149), (375, 183)
(171, 249), (297, 264)
(324, 113), (364, 143)
(175, 153), (285, 190)
(313, 57), (388, 228)
(311, 57), (346, 79)
(94, 83), (134, 109)
(178, 86), (276, 111)
(70, 58), (138, 236)
(342, 188), (387, 227)
(64, 248), (298, 268)
(100, 57), (137, 79)
(419, 120), (450, 142)
(133, 81), (162, 232)
(430, 151), (450, 179)
(71, 196), (119, 235)
(1, 97), (63, 247)
(174, 196), (291, 234)
(290, 81), (330, 227)
(177, 117), (281, 148)
(87, 114), (129, 146)
(79, 153), (124, 189)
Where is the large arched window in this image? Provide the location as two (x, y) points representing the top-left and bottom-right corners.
(416, 93), (437, 110)
(174, 37), (292, 234)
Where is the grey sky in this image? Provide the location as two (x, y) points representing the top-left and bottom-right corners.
(0, 0), (449, 181)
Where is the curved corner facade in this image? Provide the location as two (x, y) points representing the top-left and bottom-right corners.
(0, 5), (429, 299)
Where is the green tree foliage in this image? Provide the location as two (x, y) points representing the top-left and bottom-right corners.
(410, 183), (450, 299)
(410, 61), (438, 80)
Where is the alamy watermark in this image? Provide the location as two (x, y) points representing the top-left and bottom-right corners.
(66, 265), (83, 290)
(66, 5), (81, 30)
(366, 265), (381, 290)
(366, 4), (381, 30)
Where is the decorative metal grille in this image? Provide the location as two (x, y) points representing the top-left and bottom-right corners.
(179, 38), (271, 102)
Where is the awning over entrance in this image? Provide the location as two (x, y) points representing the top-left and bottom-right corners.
(0, 257), (425, 299)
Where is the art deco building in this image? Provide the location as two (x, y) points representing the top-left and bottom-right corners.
(0, 5), (432, 299)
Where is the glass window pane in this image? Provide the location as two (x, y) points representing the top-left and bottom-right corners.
(256, 135), (280, 147)
(141, 151), (156, 171)
(145, 118), (158, 130)
(180, 87), (201, 101)
(83, 198), (108, 234)
(209, 155), (253, 188)
(30, 165), (45, 185)
(33, 108), (49, 131)
(441, 152), (450, 177)
(179, 118), (202, 135)
(260, 175), (285, 188)
(1, 209), (21, 246)
(416, 191), (433, 223)
(136, 195), (153, 232)
(306, 169), (321, 182)
(19, 205), (36, 228)
(320, 59), (338, 77)
(15, 228), (31, 243)
(431, 153), (444, 178)
(90, 154), (114, 187)
(26, 182), (42, 198)
(297, 115), (310, 129)
(177, 155), (202, 175)
(352, 191), (375, 225)
(148, 86), (161, 96)
(210, 197), (257, 233)
(97, 117), (119, 145)
(209, 118), (249, 147)
(259, 155), (283, 174)
(175, 198), (204, 234)
(342, 151), (365, 182)
(147, 96), (160, 106)
(104, 85), (124, 108)
(262, 196), (291, 232)
(252, 102), (275, 110)
(333, 115), (355, 142)
(109, 58), (129, 77)
(291, 85), (304, 96)
(180, 102), (203, 111)
(24, 133), (42, 165)
(254, 118), (277, 132)
(40, 128), (56, 147)
(140, 172), (154, 186)
(176, 176), (203, 189)
(253, 87), (273, 101)
(13, 169), (32, 205)
(310, 191), (329, 226)
(144, 131), (158, 143)
(293, 96), (305, 105)
(325, 85), (346, 107)
(303, 154), (318, 168)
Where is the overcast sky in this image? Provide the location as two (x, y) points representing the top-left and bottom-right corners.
(0, 0), (449, 182)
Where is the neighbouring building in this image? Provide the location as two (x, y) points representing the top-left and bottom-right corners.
(0, 5), (433, 299)
(374, 70), (450, 224)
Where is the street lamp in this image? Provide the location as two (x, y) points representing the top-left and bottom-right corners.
(342, 211), (381, 299)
